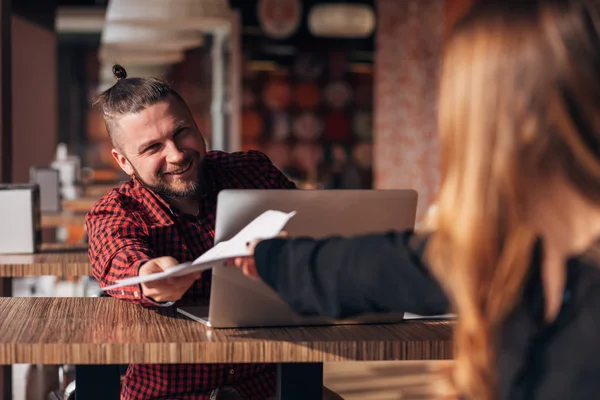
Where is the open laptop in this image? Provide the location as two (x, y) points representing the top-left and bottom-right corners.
(177, 189), (417, 328)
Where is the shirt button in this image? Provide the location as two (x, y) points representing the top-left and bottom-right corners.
(121, 290), (125, 296)
(229, 369), (234, 375)
(133, 291), (139, 298)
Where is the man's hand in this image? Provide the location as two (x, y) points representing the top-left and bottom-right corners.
(139, 256), (202, 303)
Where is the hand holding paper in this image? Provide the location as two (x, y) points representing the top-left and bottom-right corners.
(102, 210), (296, 291)
(138, 256), (202, 303)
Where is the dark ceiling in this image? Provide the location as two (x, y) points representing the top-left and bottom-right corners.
(230, 0), (374, 58)
(52, 0), (375, 63)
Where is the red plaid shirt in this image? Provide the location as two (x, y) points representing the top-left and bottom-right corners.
(86, 150), (296, 400)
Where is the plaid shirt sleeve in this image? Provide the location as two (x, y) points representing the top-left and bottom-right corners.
(86, 195), (159, 307)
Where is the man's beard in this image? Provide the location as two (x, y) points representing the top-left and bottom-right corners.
(130, 154), (203, 199)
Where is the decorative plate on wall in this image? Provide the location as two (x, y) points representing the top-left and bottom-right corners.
(267, 111), (292, 141)
(263, 78), (292, 110)
(294, 82), (320, 110)
(257, 0), (302, 40)
(293, 112), (323, 141)
(292, 143), (323, 172)
(353, 141), (373, 169)
(322, 143), (349, 165)
(324, 81), (353, 109)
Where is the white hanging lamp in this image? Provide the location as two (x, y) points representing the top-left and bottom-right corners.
(102, 24), (205, 51)
(105, 0), (233, 31)
(308, 3), (376, 38)
(99, 46), (185, 65)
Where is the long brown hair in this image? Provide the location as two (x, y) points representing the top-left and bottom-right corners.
(428, 1), (600, 398)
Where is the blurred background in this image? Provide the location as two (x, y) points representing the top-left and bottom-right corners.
(2, 1), (473, 398)
(57, 0), (378, 190)
(7, 0), (472, 219)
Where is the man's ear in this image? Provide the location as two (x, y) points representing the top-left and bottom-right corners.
(111, 148), (134, 176)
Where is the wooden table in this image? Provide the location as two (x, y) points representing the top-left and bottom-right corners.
(0, 297), (452, 399)
(0, 243), (90, 277)
(84, 183), (118, 197)
(62, 198), (97, 213)
(41, 211), (86, 228)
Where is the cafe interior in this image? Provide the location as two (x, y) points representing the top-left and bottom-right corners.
(0, 0), (474, 399)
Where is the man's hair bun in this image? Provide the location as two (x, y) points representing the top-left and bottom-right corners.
(112, 64), (127, 80)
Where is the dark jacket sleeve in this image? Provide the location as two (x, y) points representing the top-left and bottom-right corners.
(254, 231), (449, 319)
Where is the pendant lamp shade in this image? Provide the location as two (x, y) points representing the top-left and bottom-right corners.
(99, 46), (185, 65)
(105, 0), (233, 30)
(102, 24), (205, 51)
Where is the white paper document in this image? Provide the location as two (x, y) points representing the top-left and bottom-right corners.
(102, 210), (296, 291)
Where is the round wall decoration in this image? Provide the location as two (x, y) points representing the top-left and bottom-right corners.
(267, 112), (292, 141)
(295, 82), (320, 110)
(263, 78), (292, 110)
(352, 141), (373, 169)
(293, 112), (323, 141)
(324, 81), (353, 109)
(257, 0), (302, 39)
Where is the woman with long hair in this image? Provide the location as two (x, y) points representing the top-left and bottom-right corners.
(233, 0), (600, 398)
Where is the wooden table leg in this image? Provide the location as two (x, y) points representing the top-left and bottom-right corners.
(277, 363), (323, 400)
(1, 365), (9, 400)
(0, 278), (11, 399)
(75, 365), (121, 400)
